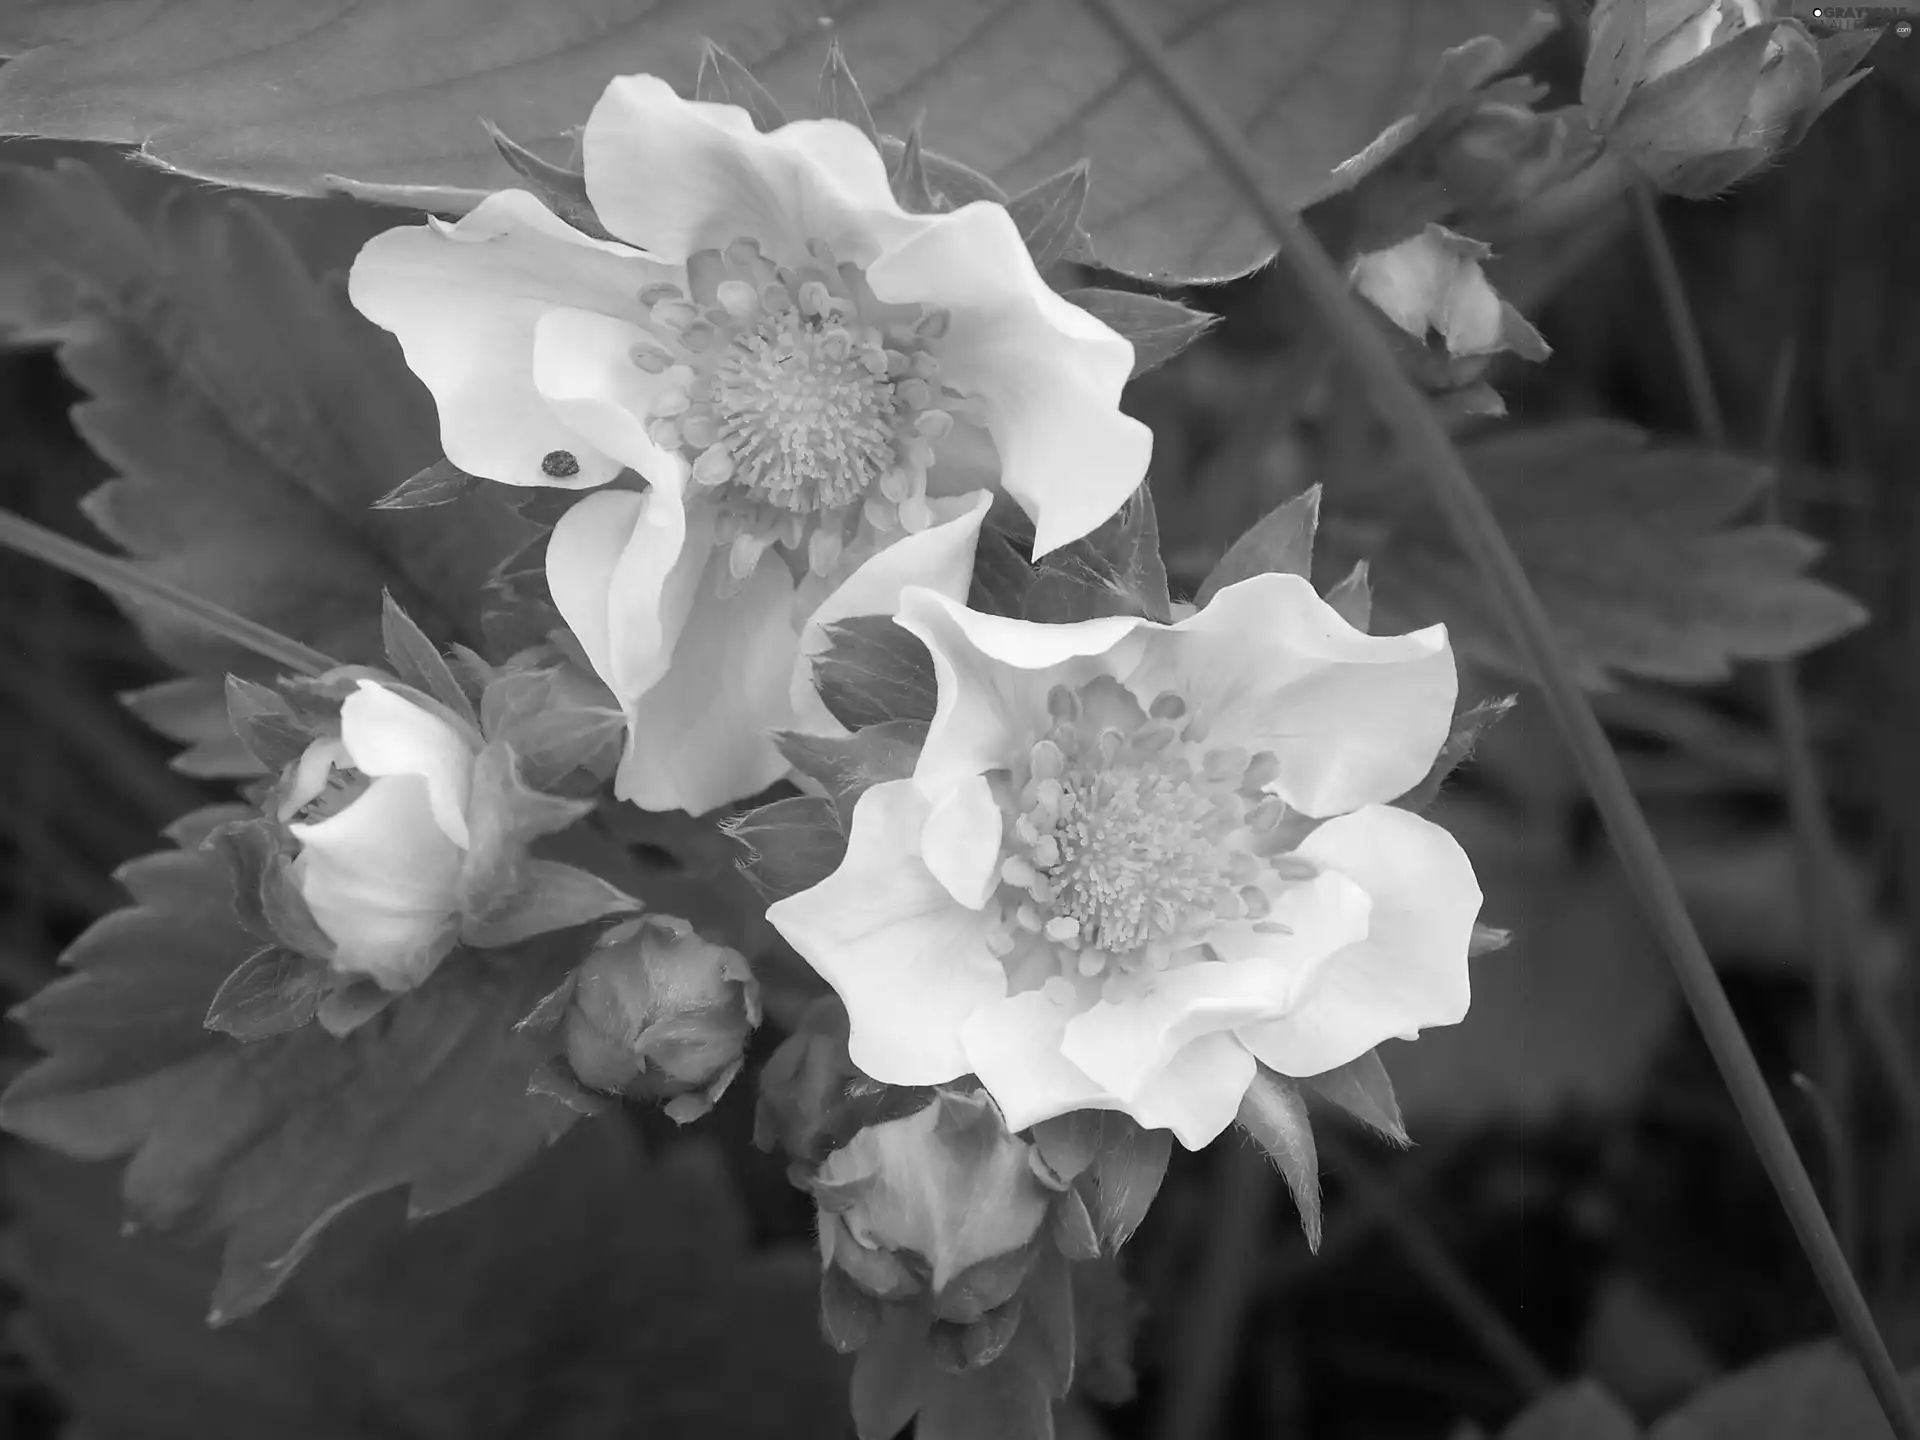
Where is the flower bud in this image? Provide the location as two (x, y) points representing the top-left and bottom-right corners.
(1584, 3), (1868, 199)
(1350, 224), (1548, 383)
(810, 1090), (1051, 1318)
(561, 916), (760, 1121)
(280, 680), (478, 992)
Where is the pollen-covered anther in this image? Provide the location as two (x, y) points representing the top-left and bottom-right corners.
(987, 679), (1313, 983)
(629, 236), (968, 593)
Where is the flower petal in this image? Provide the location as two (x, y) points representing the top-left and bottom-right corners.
(919, 773), (1003, 910)
(290, 774), (464, 983)
(1058, 870), (1373, 1097)
(531, 305), (692, 493)
(895, 586), (1144, 798)
(960, 988), (1121, 1134)
(583, 75), (918, 268)
(1151, 572), (1457, 816)
(337, 681), (475, 848)
(769, 779), (1007, 1085)
(613, 547), (798, 815)
(1235, 805), (1481, 1077)
(1121, 1034), (1257, 1150)
(865, 202), (1152, 557)
(347, 189), (671, 488)
(788, 490), (992, 735)
(548, 488), (703, 708)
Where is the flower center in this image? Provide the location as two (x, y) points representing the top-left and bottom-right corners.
(987, 676), (1319, 988)
(629, 237), (968, 595)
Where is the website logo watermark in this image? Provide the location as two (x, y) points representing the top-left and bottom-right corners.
(1790, 3), (1917, 36)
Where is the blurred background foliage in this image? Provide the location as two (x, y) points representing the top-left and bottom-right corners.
(3, 14), (1920, 1440)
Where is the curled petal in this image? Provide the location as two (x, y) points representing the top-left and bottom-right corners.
(290, 775), (464, 986)
(613, 547), (798, 815)
(1059, 870), (1372, 1098)
(583, 74), (918, 268)
(347, 189), (671, 488)
(1235, 805), (1481, 1077)
(767, 779), (1006, 1085)
(548, 488), (700, 709)
(1119, 1034), (1257, 1150)
(337, 681), (475, 848)
(896, 586), (1144, 798)
(787, 491), (991, 737)
(866, 202), (1152, 557)
(1149, 573), (1457, 816)
(960, 988), (1121, 1134)
(919, 773), (1003, 910)
(531, 306), (692, 494)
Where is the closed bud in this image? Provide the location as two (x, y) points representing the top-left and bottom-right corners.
(562, 916), (760, 1121)
(810, 1090), (1051, 1318)
(1585, 2), (1868, 198)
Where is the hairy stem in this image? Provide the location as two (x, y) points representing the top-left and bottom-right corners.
(0, 511), (338, 678)
(1077, 3), (1918, 1433)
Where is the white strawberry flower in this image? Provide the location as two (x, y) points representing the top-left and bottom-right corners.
(766, 576), (1482, 1149)
(349, 75), (1151, 815)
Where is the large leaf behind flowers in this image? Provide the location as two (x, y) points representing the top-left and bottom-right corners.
(1315, 422), (1867, 688)
(0, 0), (1547, 280)
(0, 158), (530, 672)
(0, 809), (582, 1320)
(6, 1129), (847, 1439)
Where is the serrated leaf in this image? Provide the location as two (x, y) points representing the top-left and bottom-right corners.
(1027, 485), (1172, 625)
(0, 162), (531, 673)
(6, 1128), (849, 1440)
(371, 457), (480, 510)
(1646, 1340), (1920, 1440)
(818, 40), (883, 156)
(1078, 1112), (1173, 1250)
(1061, 288), (1218, 377)
(222, 674), (312, 770)
(1504, 1381), (1642, 1440)
(0, 1), (1545, 281)
(1236, 1071), (1322, 1250)
(1303, 1050), (1410, 1146)
(889, 117), (941, 213)
(1395, 695), (1515, 813)
(462, 859), (638, 949)
(380, 592), (480, 730)
(1197, 485), (1323, 606)
(813, 616), (940, 731)
(203, 946), (326, 1042)
(966, 523), (1037, 619)
(122, 675), (267, 778)
(1323, 423), (1869, 688)
(725, 795), (849, 901)
(1470, 922), (1513, 957)
(481, 119), (613, 240)
(696, 39), (789, 132)
(776, 720), (927, 823)
(0, 830), (588, 1320)
(1325, 559), (1373, 631)
(1006, 161), (1090, 273)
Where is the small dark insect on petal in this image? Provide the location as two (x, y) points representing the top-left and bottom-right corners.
(541, 449), (581, 478)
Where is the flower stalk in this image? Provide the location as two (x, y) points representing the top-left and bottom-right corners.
(1075, 0), (1919, 1433)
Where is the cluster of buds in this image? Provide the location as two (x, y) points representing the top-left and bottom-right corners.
(754, 1001), (1169, 1416)
(1582, 0), (1873, 198)
(203, 606), (638, 1039)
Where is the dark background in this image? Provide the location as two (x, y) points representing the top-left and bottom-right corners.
(4, 19), (1920, 1440)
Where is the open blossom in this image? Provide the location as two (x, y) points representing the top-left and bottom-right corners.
(281, 681), (479, 991)
(767, 576), (1482, 1149)
(349, 75), (1151, 815)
